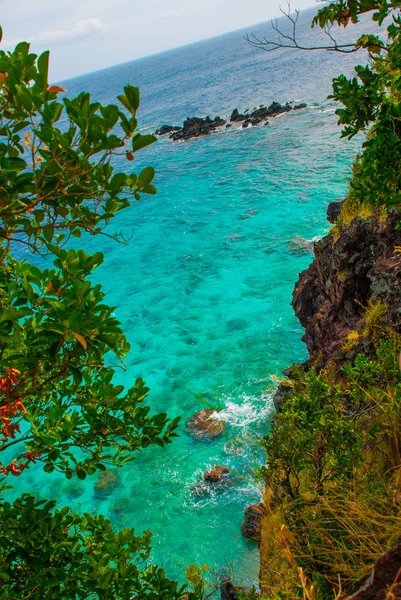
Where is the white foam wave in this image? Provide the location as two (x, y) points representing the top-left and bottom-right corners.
(210, 395), (271, 427)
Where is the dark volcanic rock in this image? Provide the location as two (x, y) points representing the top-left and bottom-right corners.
(230, 108), (247, 122)
(347, 542), (401, 600)
(294, 102), (307, 110)
(327, 199), (345, 223)
(273, 381), (293, 412)
(233, 101), (300, 127)
(242, 118), (262, 128)
(292, 210), (401, 368)
(186, 408), (226, 439)
(221, 582), (240, 600)
(155, 124), (182, 136)
(164, 101), (306, 141)
(241, 502), (266, 542)
(266, 101), (292, 116)
(170, 115), (226, 141)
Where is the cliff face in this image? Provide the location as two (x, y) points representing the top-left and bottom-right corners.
(263, 209), (401, 599)
(292, 210), (401, 369)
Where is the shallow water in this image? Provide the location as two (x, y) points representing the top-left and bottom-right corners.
(7, 7), (380, 589)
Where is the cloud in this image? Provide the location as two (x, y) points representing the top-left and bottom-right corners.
(3, 18), (105, 48)
(153, 9), (185, 22)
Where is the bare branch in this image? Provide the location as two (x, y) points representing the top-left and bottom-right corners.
(245, 2), (360, 54)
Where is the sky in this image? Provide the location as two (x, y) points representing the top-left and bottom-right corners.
(1, 0), (318, 81)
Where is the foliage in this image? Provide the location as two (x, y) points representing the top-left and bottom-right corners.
(0, 495), (194, 600)
(263, 368), (362, 499)
(0, 30), (181, 481)
(317, 0), (401, 211)
(0, 31), (201, 599)
(258, 332), (401, 598)
(245, 2), (401, 598)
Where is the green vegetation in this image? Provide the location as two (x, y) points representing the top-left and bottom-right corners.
(251, 1), (401, 597)
(1, 0), (401, 595)
(258, 328), (401, 598)
(0, 28), (207, 599)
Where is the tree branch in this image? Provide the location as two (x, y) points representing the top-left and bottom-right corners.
(245, 2), (361, 54)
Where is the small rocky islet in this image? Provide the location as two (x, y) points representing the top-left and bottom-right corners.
(155, 101), (307, 141)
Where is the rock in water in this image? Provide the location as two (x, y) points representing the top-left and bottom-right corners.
(241, 502), (266, 542)
(192, 465), (237, 497)
(230, 108), (247, 122)
(203, 465), (230, 482)
(186, 408), (226, 439)
(170, 116), (226, 141)
(94, 470), (119, 498)
(155, 124), (182, 135)
(203, 465), (229, 482)
(326, 199), (345, 223)
(221, 581), (240, 600)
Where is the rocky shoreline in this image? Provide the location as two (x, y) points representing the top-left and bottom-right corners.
(260, 204), (401, 599)
(155, 101), (307, 141)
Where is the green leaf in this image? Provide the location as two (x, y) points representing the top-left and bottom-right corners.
(131, 134), (157, 153)
(37, 51), (50, 87)
(137, 166), (155, 188)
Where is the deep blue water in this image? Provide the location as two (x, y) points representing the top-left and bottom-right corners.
(9, 7), (380, 590)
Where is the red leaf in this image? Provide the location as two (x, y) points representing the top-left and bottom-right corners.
(47, 85), (66, 93)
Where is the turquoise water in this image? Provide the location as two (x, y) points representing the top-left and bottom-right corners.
(7, 7), (379, 590)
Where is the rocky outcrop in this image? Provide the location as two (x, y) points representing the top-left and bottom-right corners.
(170, 116), (226, 141)
(347, 542), (401, 600)
(220, 581), (243, 599)
(192, 465), (234, 497)
(186, 408), (226, 439)
(232, 101), (294, 127)
(292, 210), (401, 368)
(155, 101), (307, 141)
(241, 502), (266, 542)
(272, 380), (293, 412)
(327, 199), (345, 223)
(230, 108), (247, 121)
(155, 124), (182, 135)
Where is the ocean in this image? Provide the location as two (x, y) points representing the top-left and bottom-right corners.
(9, 6), (380, 590)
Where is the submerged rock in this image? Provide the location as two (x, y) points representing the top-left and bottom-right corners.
(186, 408), (226, 439)
(94, 470), (119, 498)
(240, 502), (266, 542)
(287, 236), (315, 254)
